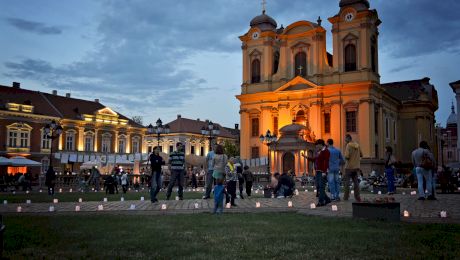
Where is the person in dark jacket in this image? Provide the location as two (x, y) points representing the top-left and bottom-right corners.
(242, 166), (253, 197)
(150, 146), (165, 203)
(273, 172), (295, 198)
(313, 139), (331, 206)
(45, 166), (56, 196)
(166, 142), (186, 200)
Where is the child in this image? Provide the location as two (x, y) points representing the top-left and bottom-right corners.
(213, 178), (226, 214)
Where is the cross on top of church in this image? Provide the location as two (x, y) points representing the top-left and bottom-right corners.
(297, 65), (304, 76)
(262, 0), (267, 14)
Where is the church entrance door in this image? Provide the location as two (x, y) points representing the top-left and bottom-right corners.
(282, 152), (295, 174)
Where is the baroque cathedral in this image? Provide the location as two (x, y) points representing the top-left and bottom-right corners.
(237, 0), (438, 174)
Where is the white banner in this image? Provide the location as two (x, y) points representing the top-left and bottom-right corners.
(60, 153), (69, 163)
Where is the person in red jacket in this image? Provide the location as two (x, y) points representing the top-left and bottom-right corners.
(314, 139), (331, 206)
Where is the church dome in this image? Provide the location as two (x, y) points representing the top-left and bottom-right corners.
(250, 12), (277, 32)
(447, 103), (457, 126)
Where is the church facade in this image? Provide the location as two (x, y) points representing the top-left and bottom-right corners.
(237, 0), (438, 175)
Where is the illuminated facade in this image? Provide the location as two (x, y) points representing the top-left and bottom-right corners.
(237, 0), (438, 175)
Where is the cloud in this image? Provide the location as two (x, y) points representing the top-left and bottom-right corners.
(5, 17), (62, 35)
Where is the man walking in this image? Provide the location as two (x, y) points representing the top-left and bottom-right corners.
(313, 139), (331, 206)
(343, 134), (362, 202)
(150, 146), (165, 203)
(327, 139), (344, 201)
(412, 141), (436, 200)
(203, 145), (215, 199)
(166, 142), (186, 200)
(90, 166), (101, 192)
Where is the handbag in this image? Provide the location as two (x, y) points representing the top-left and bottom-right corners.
(421, 151), (433, 170)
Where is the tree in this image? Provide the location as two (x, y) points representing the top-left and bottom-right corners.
(132, 116), (143, 126)
(223, 140), (239, 158)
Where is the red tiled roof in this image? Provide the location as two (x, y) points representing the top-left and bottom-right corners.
(166, 116), (238, 139)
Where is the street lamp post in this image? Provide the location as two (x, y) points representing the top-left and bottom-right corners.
(44, 120), (63, 168)
(259, 130), (277, 175)
(201, 121), (220, 150)
(147, 118), (170, 152)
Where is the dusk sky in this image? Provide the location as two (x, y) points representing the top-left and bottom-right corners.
(1, 0), (459, 128)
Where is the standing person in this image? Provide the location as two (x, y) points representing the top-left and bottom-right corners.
(213, 178), (227, 214)
(242, 166), (254, 197)
(166, 142), (186, 200)
(343, 134), (363, 202)
(212, 145), (228, 182)
(150, 146), (165, 203)
(412, 141), (436, 200)
(384, 146), (397, 195)
(203, 145), (216, 199)
(234, 156), (244, 199)
(225, 157), (238, 207)
(45, 166), (56, 195)
(313, 139), (331, 206)
(121, 170), (129, 194)
(90, 166), (101, 192)
(327, 139), (344, 201)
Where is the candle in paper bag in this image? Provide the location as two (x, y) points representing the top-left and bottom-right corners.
(332, 205), (338, 211)
(26, 190), (29, 194)
(75, 205), (80, 212)
(53, 199), (59, 204)
(98, 205), (104, 211)
(103, 198), (108, 202)
(78, 198), (83, 203)
(194, 203), (199, 209)
(440, 211), (447, 218)
(175, 196), (179, 201)
(69, 189), (73, 193)
(130, 204), (136, 210)
(120, 197), (125, 202)
(100, 188), (104, 191)
(12, 191), (16, 195)
(92, 188), (95, 191)
(378, 191), (382, 195)
(26, 200), (31, 204)
(256, 202), (261, 208)
(39, 189), (43, 193)
(255, 190), (259, 194)
(49, 206), (55, 212)
(192, 189), (196, 192)
(314, 189), (317, 193)
(3, 200), (7, 205)
(295, 189), (299, 196)
(310, 203), (316, 209)
(140, 197), (145, 201)
(226, 203), (231, 209)
(403, 210), (410, 217)
(17, 206), (22, 212)
(161, 204), (167, 210)
(402, 192), (406, 195)
(59, 188), (62, 193)
(271, 194), (275, 198)
(410, 191), (416, 195)
(305, 189), (308, 193)
(458, 187), (460, 191)
(135, 190), (139, 193)
(351, 190), (354, 194)
(288, 201), (293, 207)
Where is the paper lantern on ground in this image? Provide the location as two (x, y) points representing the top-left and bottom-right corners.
(75, 205), (81, 212)
(53, 199), (58, 204)
(288, 201), (293, 208)
(256, 202), (261, 208)
(192, 189), (196, 192)
(120, 197), (125, 202)
(49, 206), (55, 212)
(12, 191), (16, 195)
(410, 191), (416, 195)
(140, 197), (145, 201)
(271, 194), (275, 198)
(351, 190), (354, 194)
(39, 189), (43, 193)
(26, 200), (31, 204)
(440, 211), (447, 218)
(103, 198), (108, 202)
(226, 203), (231, 209)
(16, 206), (22, 212)
(403, 210), (410, 217)
(161, 204), (167, 210)
(255, 190), (259, 194)
(194, 203), (199, 209)
(331, 205), (338, 211)
(378, 191), (382, 195)
(3, 200), (7, 205)
(310, 203), (316, 209)
(98, 205), (104, 211)
(305, 189), (308, 193)
(78, 198), (83, 203)
(130, 204), (136, 210)
(59, 188), (62, 193)
(69, 189), (73, 193)
(314, 189), (317, 193)
(175, 196), (179, 201)
(26, 190), (29, 194)
(295, 189), (299, 196)
(402, 192), (406, 195)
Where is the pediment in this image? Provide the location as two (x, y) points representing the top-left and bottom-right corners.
(96, 107), (118, 116)
(275, 76), (320, 92)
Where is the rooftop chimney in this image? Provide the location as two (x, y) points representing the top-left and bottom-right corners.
(52, 90), (57, 95)
(94, 99), (99, 103)
(65, 93), (71, 98)
(177, 114), (181, 119)
(12, 82), (20, 88)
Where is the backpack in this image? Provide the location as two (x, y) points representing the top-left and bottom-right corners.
(421, 151), (433, 170)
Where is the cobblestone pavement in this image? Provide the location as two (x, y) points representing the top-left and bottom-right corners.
(1, 189), (459, 223)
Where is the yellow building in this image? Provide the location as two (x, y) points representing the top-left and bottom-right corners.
(236, 0), (438, 175)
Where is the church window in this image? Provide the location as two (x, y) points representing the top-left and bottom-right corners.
(251, 147), (259, 159)
(346, 111), (357, 133)
(251, 59), (261, 83)
(273, 51), (279, 74)
(294, 52), (307, 77)
(324, 113), (331, 134)
(344, 44), (357, 72)
(273, 117), (278, 136)
(251, 118), (259, 137)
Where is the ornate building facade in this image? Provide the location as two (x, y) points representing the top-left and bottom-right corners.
(237, 0), (438, 175)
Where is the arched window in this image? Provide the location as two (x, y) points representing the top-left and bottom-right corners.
(295, 110), (306, 126)
(251, 59), (261, 83)
(273, 51), (279, 75)
(294, 52), (307, 77)
(344, 44), (357, 72)
(102, 133), (111, 153)
(118, 135), (126, 154)
(84, 132), (94, 152)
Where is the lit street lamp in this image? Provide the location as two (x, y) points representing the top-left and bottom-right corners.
(147, 118), (170, 150)
(44, 120), (63, 167)
(259, 130), (277, 175)
(201, 121), (220, 150)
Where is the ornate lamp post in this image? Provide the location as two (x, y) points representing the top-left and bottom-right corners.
(259, 130), (277, 175)
(147, 118), (170, 151)
(201, 121), (220, 150)
(44, 120), (63, 167)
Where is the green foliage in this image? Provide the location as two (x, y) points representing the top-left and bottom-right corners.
(223, 140), (239, 158)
